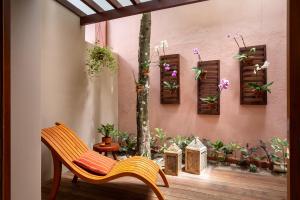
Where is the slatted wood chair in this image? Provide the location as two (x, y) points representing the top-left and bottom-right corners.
(42, 122), (169, 200)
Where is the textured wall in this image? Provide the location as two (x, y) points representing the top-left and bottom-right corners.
(41, 1), (118, 183)
(11, 0), (42, 199)
(108, 0), (287, 144)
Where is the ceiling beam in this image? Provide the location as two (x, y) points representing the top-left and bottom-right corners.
(81, 0), (208, 25)
(106, 0), (123, 9)
(130, 0), (140, 5)
(56, 0), (86, 17)
(81, 0), (104, 13)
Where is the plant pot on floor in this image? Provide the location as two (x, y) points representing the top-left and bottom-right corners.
(272, 162), (287, 173)
(102, 137), (112, 145)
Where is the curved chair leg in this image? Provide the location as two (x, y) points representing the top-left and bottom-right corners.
(150, 182), (166, 200)
(72, 175), (78, 184)
(49, 151), (62, 200)
(159, 169), (169, 188)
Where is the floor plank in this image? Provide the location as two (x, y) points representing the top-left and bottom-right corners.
(42, 165), (287, 200)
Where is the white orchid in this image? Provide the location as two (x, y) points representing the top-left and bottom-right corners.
(261, 61), (270, 69)
(154, 45), (160, 53)
(160, 40), (168, 48)
(253, 61), (270, 74)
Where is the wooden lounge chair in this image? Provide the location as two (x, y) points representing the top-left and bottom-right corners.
(42, 122), (169, 200)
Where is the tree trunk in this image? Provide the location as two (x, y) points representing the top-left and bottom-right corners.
(136, 13), (151, 158)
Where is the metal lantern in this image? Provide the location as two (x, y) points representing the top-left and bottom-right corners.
(164, 143), (182, 176)
(185, 137), (207, 174)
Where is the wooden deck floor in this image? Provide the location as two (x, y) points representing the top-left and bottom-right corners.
(42, 165), (287, 200)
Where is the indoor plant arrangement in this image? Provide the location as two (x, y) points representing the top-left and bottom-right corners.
(270, 137), (289, 172)
(97, 123), (116, 145)
(200, 79), (230, 110)
(192, 48), (207, 80)
(247, 81), (274, 97)
(87, 44), (117, 77)
(228, 33), (257, 63)
(163, 80), (179, 94)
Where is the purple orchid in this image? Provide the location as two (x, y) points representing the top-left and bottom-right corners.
(219, 79), (230, 91)
(171, 70), (177, 77)
(193, 48), (200, 55)
(163, 63), (171, 71)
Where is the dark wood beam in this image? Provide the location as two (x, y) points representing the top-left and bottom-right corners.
(56, 0), (86, 17)
(289, 0), (300, 199)
(81, 0), (104, 13)
(106, 0), (122, 9)
(130, 0), (140, 5)
(2, 0), (11, 199)
(81, 0), (208, 25)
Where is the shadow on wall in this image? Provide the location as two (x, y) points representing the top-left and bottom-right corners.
(41, 42), (118, 183)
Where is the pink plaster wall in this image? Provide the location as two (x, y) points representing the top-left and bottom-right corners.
(108, 0), (287, 144)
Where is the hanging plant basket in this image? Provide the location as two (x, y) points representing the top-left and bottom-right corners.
(86, 45), (117, 77)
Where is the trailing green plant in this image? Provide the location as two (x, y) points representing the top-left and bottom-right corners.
(270, 137), (288, 165)
(248, 81), (274, 94)
(97, 123), (116, 138)
(87, 45), (117, 77)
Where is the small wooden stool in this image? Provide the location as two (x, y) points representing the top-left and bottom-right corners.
(93, 143), (120, 160)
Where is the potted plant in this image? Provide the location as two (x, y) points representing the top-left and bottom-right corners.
(86, 45), (117, 77)
(270, 137), (289, 173)
(200, 79), (230, 110)
(239, 144), (260, 168)
(97, 123), (116, 145)
(248, 81), (274, 98)
(207, 140), (225, 163)
(192, 48), (208, 80)
(259, 140), (273, 169)
(150, 128), (168, 159)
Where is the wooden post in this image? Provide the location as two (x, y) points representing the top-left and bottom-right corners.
(136, 13), (151, 158)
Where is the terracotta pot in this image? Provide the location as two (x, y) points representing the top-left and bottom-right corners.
(260, 161), (270, 169)
(102, 136), (112, 145)
(200, 70), (208, 80)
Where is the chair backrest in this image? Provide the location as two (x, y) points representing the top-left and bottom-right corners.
(41, 122), (89, 164)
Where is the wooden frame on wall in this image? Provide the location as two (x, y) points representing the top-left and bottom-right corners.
(197, 60), (220, 115)
(160, 54), (180, 104)
(288, 0), (300, 199)
(1, 0), (11, 199)
(240, 45), (267, 105)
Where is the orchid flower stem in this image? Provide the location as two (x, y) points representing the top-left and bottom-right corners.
(240, 35), (246, 48)
(233, 37), (240, 48)
(198, 54), (202, 62)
